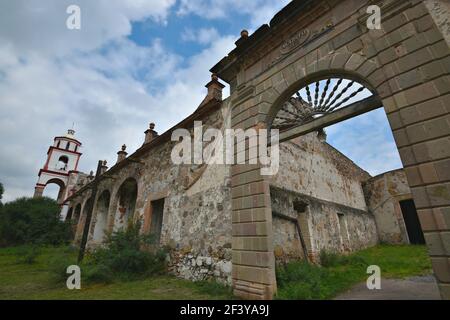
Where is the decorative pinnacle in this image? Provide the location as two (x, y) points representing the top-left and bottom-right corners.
(211, 73), (218, 81)
(121, 144), (126, 151)
(149, 123), (155, 130)
(102, 160), (107, 166)
(240, 29), (249, 38)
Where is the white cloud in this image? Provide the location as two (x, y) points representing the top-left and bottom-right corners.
(0, 0), (235, 202)
(0, 0), (175, 58)
(326, 108), (403, 176)
(0, 0), (403, 203)
(176, 0), (290, 28)
(181, 27), (220, 45)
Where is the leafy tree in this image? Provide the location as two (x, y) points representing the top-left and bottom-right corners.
(0, 182), (4, 206)
(0, 197), (72, 247)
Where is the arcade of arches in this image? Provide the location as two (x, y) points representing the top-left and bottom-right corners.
(64, 0), (450, 299)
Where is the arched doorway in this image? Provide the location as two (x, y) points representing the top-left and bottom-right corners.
(113, 178), (138, 231)
(92, 190), (111, 242)
(72, 203), (82, 224)
(65, 207), (73, 221)
(268, 73), (388, 261)
(75, 197), (93, 242)
(42, 178), (66, 204)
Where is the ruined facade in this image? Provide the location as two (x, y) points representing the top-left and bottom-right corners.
(63, 92), (419, 287)
(54, 0), (450, 299)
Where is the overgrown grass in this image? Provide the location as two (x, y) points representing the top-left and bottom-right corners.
(0, 245), (234, 300)
(2, 244), (430, 300)
(276, 244), (432, 300)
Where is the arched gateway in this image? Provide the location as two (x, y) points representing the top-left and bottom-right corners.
(210, 0), (450, 299)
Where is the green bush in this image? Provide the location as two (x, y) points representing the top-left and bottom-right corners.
(0, 197), (73, 247)
(87, 220), (167, 280)
(319, 250), (342, 267)
(15, 245), (41, 264)
(83, 264), (114, 284)
(320, 250), (368, 268)
(47, 221), (167, 285)
(47, 246), (78, 283)
(276, 261), (330, 299)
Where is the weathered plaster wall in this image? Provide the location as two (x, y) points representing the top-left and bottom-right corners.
(363, 169), (412, 244)
(271, 186), (378, 262)
(269, 132), (371, 211)
(72, 101), (233, 284)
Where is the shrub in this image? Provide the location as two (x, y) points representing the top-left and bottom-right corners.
(276, 261), (330, 299)
(15, 245), (41, 264)
(47, 246), (78, 283)
(320, 250), (368, 268)
(0, 197), (73, 247)
(83, 264), (114, 284)
(87, 220), (167, 279)
(319, 250), (342, 267)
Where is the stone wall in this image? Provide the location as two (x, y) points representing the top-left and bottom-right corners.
(269, 132), (371, 210)
(269, 131), (377, 262)
(363, 169), (412, 244)
(271, 186), (378, 262)
(69, 100), (234, 283)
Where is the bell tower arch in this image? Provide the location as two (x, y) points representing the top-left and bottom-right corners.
(33, 129), (82, 204)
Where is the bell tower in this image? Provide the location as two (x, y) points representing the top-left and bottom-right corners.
(34, 129), (82, 203)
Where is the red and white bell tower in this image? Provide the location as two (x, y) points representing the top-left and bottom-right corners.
(34, 129), (82, 203)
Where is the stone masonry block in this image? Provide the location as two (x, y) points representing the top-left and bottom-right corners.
(424, 231), (446, 256)
(345, 54), (365, 71)
(330, 53), (351, 70)
(431, 257), (450, 283)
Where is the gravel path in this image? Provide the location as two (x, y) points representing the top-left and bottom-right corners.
(334, 275), (441, 300)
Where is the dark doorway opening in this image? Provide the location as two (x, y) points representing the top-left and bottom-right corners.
(400, 199), (425, 245)
(150, 198), (165, 243)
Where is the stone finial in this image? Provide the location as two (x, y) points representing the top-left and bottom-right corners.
(117, 144), (128, 163)
(144, 122), (158, 144)
(88, 170), (94, 180)
(235, 29), (249, 46)
(200, 73), (225, 106)
(100, 160), (108, 174)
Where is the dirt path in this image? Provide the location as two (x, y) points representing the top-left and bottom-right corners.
(334, 275), (441, 300)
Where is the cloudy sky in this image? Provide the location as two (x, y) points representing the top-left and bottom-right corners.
(0, 0), (402, 202)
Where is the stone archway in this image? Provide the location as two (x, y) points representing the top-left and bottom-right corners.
(41, 178), (66, 204)
(74, 197), (93, 243)
(92, 190), (111, 243)
(72, 203), (82, 224)
(212, 0), (450, 299)
(65, 207), (74, 221)
(112, 178), (138, 231)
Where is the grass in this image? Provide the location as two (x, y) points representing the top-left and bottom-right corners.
(0, 244), (432, 300)
(0, 246), (234, 300)
(276, 244), (432, 300)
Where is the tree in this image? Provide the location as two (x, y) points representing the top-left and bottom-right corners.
(0, 197), (72, 247)
(0, 182), (4, 206)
